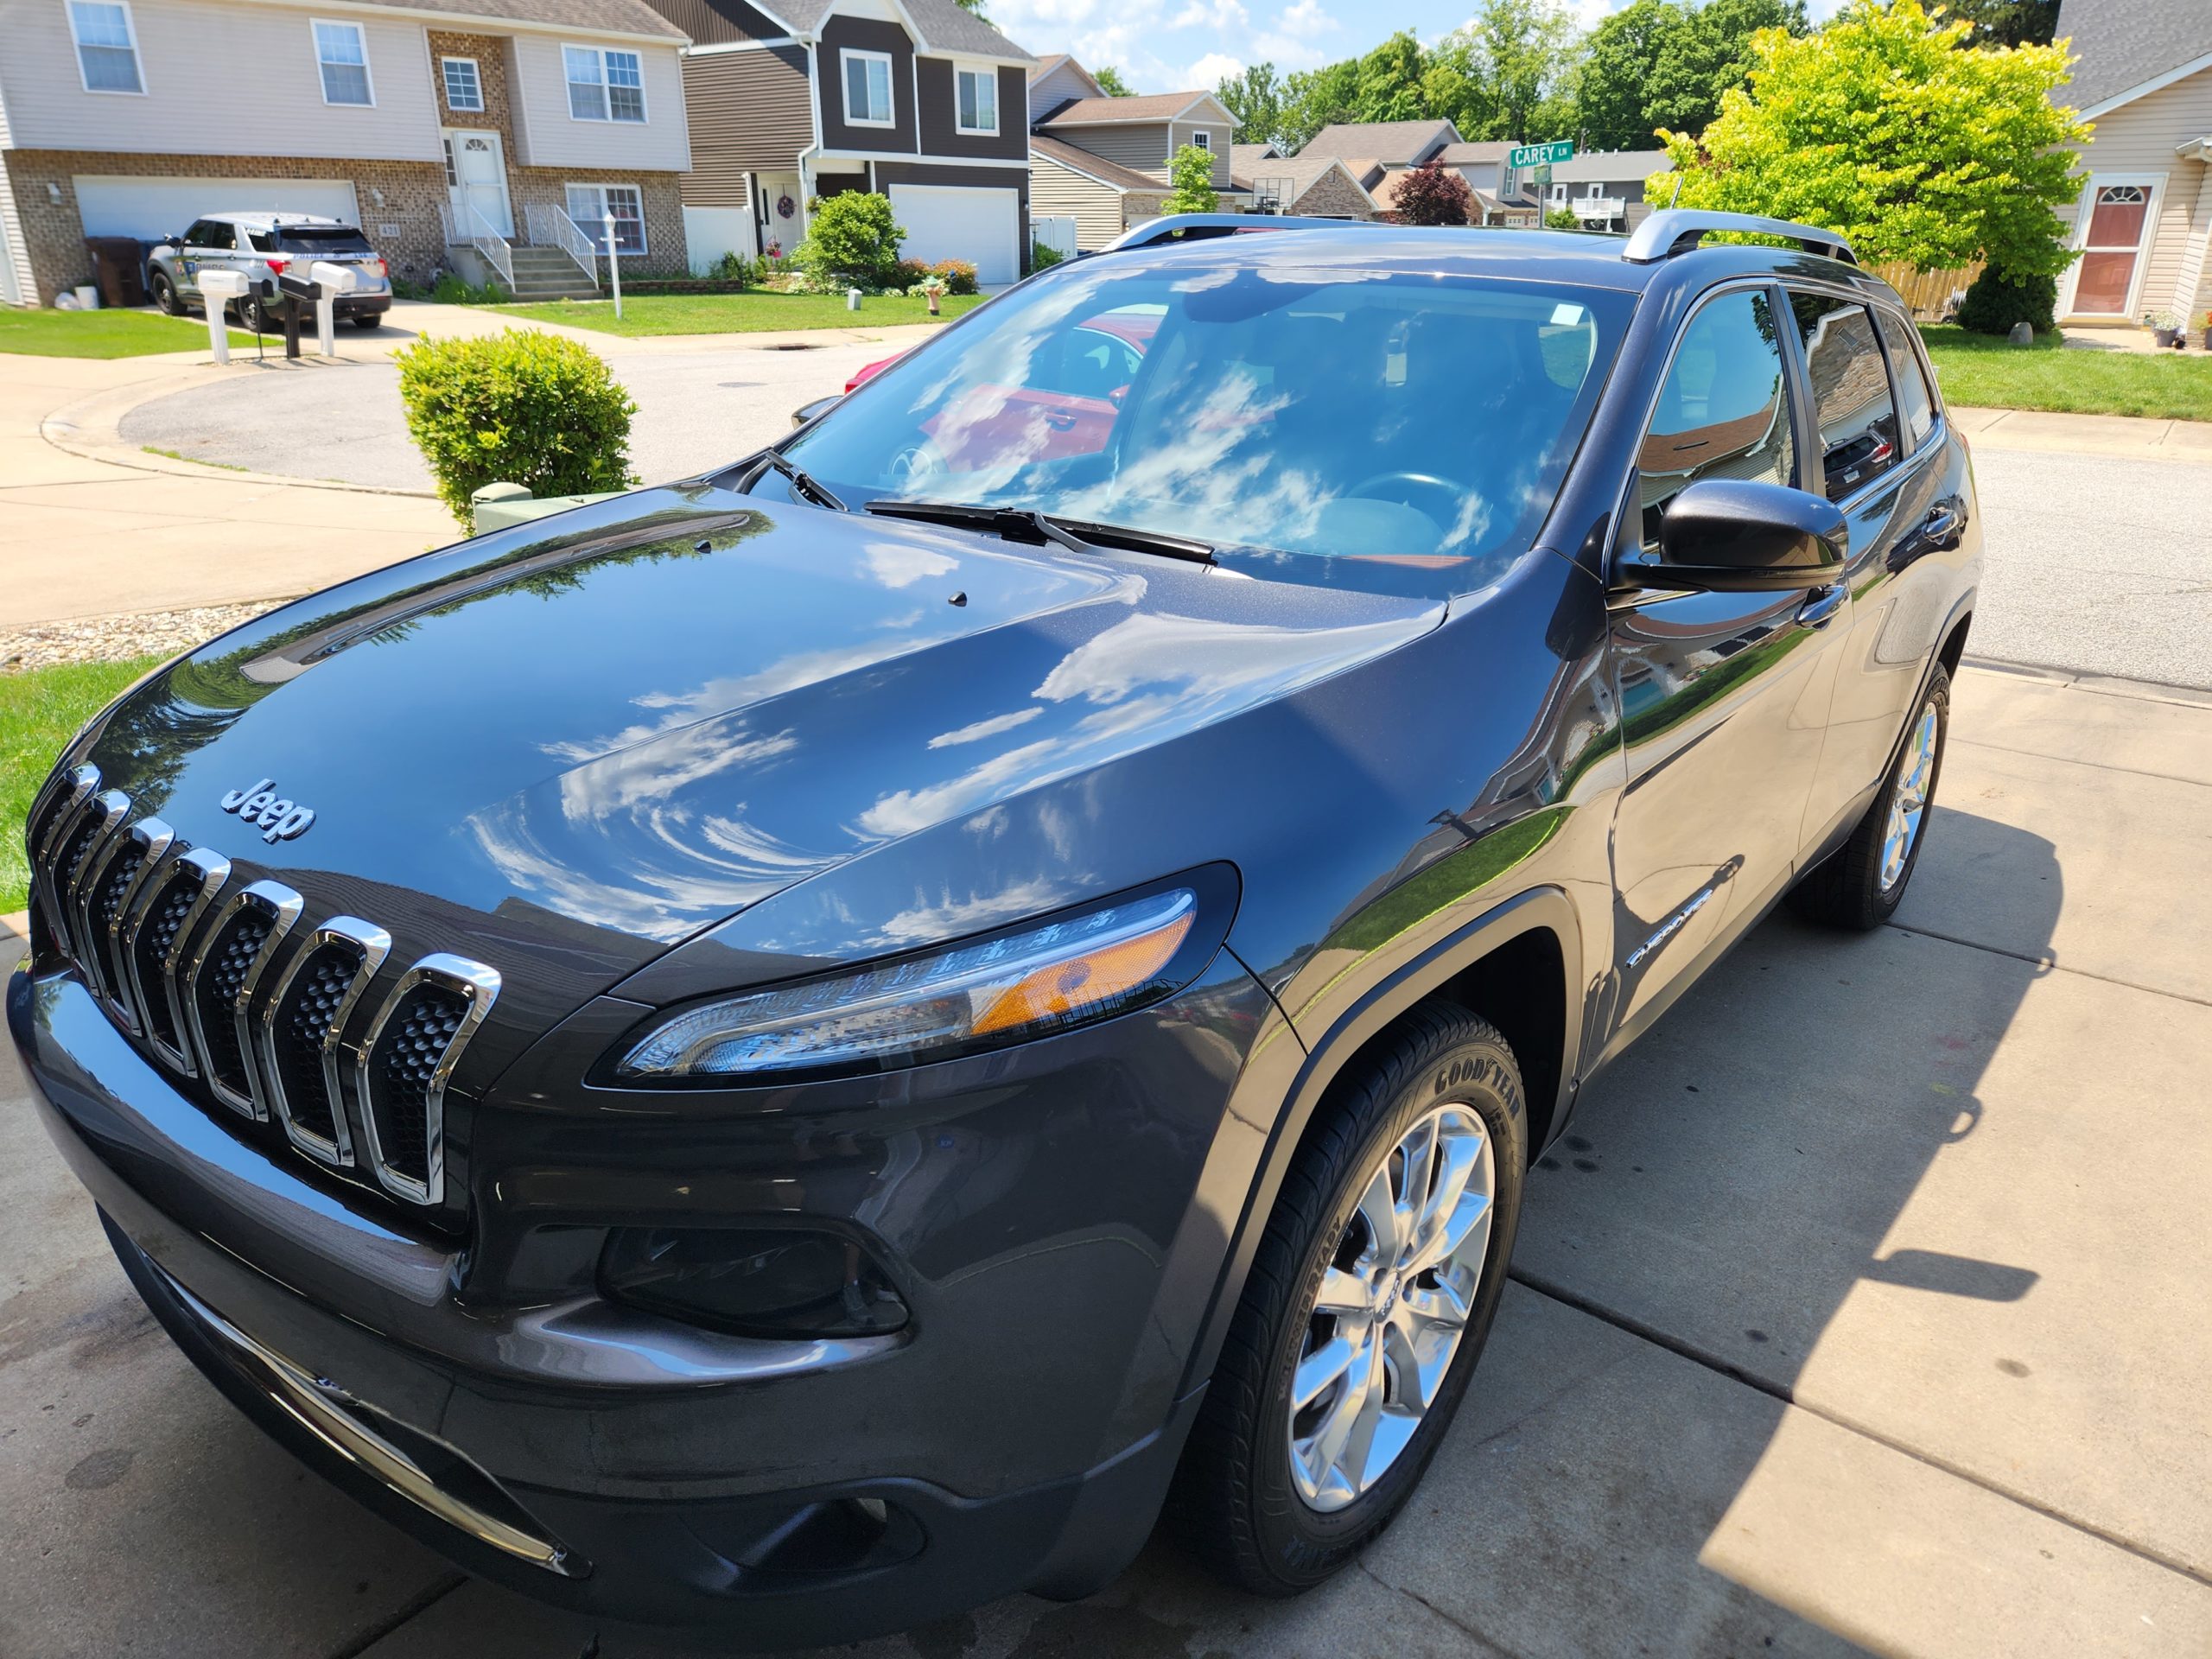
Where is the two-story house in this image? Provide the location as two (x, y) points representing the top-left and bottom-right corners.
(1027, 55), (1249, 250)
(1532, 149), (1673, 233)
(1294, 120), (1532, 226)
(0, 0), (695, 306)
(643, 0), (1033, 284)
(2050, 0), (2212, 327)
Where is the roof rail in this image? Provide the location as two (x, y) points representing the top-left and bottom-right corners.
(1622, 209), (1857, 266)
(1099, 213), (1375, 252)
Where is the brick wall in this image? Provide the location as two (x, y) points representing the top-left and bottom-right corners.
(426, 31), (515, 140)
(511, 168), (688, 276)
(2, 149), (449, 302)
(1293, 169), (1376, 220)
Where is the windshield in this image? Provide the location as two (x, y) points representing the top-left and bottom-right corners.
(774, 246), (1634, 596)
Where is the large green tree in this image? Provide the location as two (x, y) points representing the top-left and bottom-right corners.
(1577, 0), (1685, 148)
(1468, 0), (1580, 141)
(1217, 61), (1286, 146)
(1644, 0), (1806, 136)
(1279, 60), (1362, 152)
(1091, 65), (1135, 98)
(1937, 0), (2058, 48)
(1356, 31), (1430, 123)
(1652, 0), (2088, 277)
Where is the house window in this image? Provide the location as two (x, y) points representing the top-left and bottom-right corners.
(842, 49), (893, 125)
(313, 19), (372, 105)
(1190, 130), (1211, 152)
(568, 183), (646, 255)
(442, 137), (458, 187)
(565, 45), (645, 123)
(1551, 182), (1567, 203)
(955, 65), (996, 134)
(442, 56), (482, 111)
(67, 0), (143, 94)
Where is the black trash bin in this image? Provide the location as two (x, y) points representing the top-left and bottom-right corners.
(86, 237), (149, 308)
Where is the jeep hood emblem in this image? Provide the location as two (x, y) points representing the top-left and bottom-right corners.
(219, 778), (316, 843)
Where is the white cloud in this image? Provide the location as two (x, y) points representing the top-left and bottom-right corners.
(1185, 50), (1247, 86)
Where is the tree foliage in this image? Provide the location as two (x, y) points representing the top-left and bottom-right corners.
(1216, 60), (1286, 146)
(1091, 65), (1135, 98)
(1651, 0), (2088, 278)
(1955, 268), (2058, 335)
(795, 190), (906, 287)
(1936, 0), (2057, 48)
(1580, 0), (1806, 146)
(1390, 156), (1474, 226)
(1162, 144), (1220, 213)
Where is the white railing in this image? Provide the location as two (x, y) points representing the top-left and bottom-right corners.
(439, 200), (513, 289)
(1572, 197), (1629, 220)
(524, 202), (600, 289)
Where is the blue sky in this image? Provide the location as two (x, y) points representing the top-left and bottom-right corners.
(991, 0), (1851, 99)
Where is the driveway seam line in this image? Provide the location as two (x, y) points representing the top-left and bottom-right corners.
(327, 1572), (467, 1659)
(1950, 735), (2212, 789)
(1356, 1560), (1527, 1658)
(1879, 921), (2212, 1008)
(1508, 1268), (2212, 1592)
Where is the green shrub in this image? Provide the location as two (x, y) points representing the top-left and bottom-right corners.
(1543, 207), (1580, 231)
(1161, 143), (1218, 213)
(929, 258), (979, 296)
(429, 271), (507, 305)
(709, 250), (755, 286)
(1030, 240), (1067, 270)
(1955, 268), (2057, 337)
(890, 257), (931, 289)
(796, 192), (905, 289)
(394, 330), (637, 523)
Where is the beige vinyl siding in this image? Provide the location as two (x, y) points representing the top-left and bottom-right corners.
(2062, 68), (2212, 321)
(0, 0), (442, 161)
(1030, 151), (1122, 249)
(1029, 59), (1096, 117)
(1169, 119), (1232, 188)
(508, 34), (690, 171)
(1053, 123), (1173, 181)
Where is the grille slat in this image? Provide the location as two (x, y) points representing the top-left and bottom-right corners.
(34, 785), (493, 1212)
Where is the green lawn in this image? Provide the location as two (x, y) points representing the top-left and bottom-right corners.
(489, 290), (988, 337)
(1920, 323), (2212, 423)
(0, 306), (261, 359)
(1, 658), (164, 912)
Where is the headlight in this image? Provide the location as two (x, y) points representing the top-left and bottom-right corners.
(614, 883), (1208, 1082)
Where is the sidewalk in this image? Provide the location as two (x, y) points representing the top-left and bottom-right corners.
(1950, 404), (2212, 463)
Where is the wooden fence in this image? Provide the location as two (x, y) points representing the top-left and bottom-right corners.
(1867, 259), (1984, 320)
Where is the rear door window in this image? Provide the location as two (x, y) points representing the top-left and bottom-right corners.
(1788, 293), (1901, 500)
(1639, 287), (1796, 549)
(1875, 308), (1937, 452)
(276, 226), (374, 254)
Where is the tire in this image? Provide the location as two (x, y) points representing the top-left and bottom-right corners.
(237, 293), (271, 334)
(149, 271), (182, 316)
(350, 314), (383, 331)
(1170, 1001), (1526, 1595)
(1789, 664), (1951, 931)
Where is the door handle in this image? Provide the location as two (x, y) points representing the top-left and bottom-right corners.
(1922, 502), (1965, 549)
(1797, 583), (1846, 629)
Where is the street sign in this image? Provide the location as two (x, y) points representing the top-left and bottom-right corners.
(1509, 141), (1575, 168)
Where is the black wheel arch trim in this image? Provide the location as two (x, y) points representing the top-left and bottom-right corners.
(1181, 884), (1583, 1400)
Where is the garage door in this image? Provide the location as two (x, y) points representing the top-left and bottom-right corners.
(889, 184), (1019, 287)
(74, 176), (359, 242)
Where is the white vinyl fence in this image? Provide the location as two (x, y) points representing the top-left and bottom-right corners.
(1033, 215), (1078, 262)
(685, 207), (759, 274)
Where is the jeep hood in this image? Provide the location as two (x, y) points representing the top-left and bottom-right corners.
(74, 486), (1440, 974)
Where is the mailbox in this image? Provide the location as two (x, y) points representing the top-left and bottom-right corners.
(196, 267), (250, 365)
(308, 260), (357, 359)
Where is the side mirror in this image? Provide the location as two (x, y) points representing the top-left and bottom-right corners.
(790, 392), (842, 431)
(1649, 479), (1847, 592)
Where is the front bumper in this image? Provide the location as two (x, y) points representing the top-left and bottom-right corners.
(10, 956), (1273, 1643)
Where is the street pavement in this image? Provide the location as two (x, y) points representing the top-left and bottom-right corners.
(4, 664), (2210, 1659)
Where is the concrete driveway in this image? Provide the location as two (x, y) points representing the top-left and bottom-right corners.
(5, 660), (2209, 1659)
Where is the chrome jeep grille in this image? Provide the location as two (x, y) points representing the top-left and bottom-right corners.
(29, 765), (499, 1210)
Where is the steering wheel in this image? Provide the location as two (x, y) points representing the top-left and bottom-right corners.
(1346, 471), (1469, 524)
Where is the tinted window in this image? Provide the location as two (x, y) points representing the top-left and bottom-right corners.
(1639, 288), (1795, 549)
(1789, 294), (1900, 500)
(779, 259), (1632, 598)
(275, 226), (373, 253)
(188, 219), (233, 250)
(1876, 308), (1936, 451)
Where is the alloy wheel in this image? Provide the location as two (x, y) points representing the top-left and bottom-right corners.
(1286, 1102), (1496, 1512)
(1880, 700), (1940, 892)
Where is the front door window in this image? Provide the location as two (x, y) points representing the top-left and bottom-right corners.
(2074, 183), (2150, 315)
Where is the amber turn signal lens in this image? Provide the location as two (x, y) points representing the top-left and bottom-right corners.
(970, 912), (1193, 1035)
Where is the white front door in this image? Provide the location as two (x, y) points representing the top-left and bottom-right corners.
(2063, 175), (2159, 318)
(444, 129), (512, 239)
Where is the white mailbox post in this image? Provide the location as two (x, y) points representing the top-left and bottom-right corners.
(308, 261), (357, 359)
(604, 213), (624, 322)
(196, 269), (249, 365)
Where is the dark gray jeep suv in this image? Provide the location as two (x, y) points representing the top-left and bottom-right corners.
(11, 211), (1977, 1647)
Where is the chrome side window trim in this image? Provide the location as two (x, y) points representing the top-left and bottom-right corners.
(356, 953), (502, 1206)
(181, 878), (299, 1119)
(257, 915), (393, 1168)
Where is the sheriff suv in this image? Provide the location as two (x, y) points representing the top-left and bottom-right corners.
(147, 212), (391, 333)
(12, 211), (1977, 1648)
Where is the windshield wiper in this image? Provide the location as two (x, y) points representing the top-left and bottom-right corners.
(753, 451), (846, 512)
(863, 499), (1215, 566)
